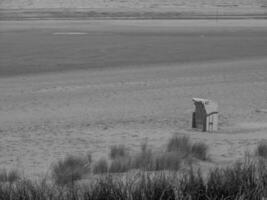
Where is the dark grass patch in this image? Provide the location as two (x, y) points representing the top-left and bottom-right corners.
(191, 142), (209, 161)
(167, 135), (191, 154)
(109, 145), (128, 160)
(0, 169), (21, 183)
(153, 152), (182, 171)
(102, 136), (208, 174)
(108, 142), (182, 172)
(109, 157), (132, 173)
(51, 154), (91, 185)
(256, 142), (267, 159)
(93, 159), (109, 174)
(131, 142), (154, 170)
(205, 160), (267, 199)
(167, 135), (208, 161)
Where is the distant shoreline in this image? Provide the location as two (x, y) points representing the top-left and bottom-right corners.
(1, 9), (266, 20)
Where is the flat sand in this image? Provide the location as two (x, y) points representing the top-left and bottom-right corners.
(0, 20), (267, 177)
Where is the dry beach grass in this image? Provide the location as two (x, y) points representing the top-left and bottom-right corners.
(0, 137), (267, 199)
(0, 156), (267, 199)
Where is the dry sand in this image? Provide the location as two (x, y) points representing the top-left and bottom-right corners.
(0, 20), (267, 177)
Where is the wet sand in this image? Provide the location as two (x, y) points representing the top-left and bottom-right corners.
(1, 20), (267, 77)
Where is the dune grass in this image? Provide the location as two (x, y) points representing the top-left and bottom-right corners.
(167, 135), (191, 153)
(94, 135), (208, 174)
(0, 158), (266, 200)
(93, 159), (109, 174)
(167, 136), (209, 161)
(0, 139), (266, 199)
(256, 142), (267, 159)
(108, 141), (183, 172)
(35, 135), (208, 187)
(109, 145), (128, 160)
(191, 142), (209, 161)
(3, 135), (267, 199)
(51, 154), (91, 185)
(0, 169), (20, 183)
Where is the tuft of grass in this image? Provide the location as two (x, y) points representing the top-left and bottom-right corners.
(191, 142), (209, 160)
(167, 135), (208, 161)
(205, 160), (265, 199)
(93, 158), (109, 174)
(131, 142), (153, 170)
(108, 142), (182, 172)
(167, 135), (191, 154)
(153, 152), (182, 171)
(99, 136), (208, 174)
(109, 158), (131, 173)
(0, 169), (20, 183)
(109, 145), (128, 160)
(51, 154), (90, 185)
(256, 142), (267, 159)
(179, 159), (267, 199)
(108, 142), (154, 173)
(129, 173), (176, 200)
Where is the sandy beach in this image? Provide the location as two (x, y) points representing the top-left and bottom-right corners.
(0, 20), (267, 177)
